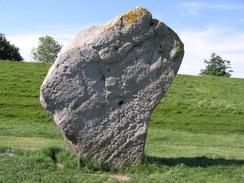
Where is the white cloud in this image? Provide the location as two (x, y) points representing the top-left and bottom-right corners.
(181, 2), (244, 15)
(0, 13), (10, 17)
(181, 2), (205, 15)
(212, 3), (244, 10)
(8, 34), (42, 62)
(239, 18), (244, 23)
(178, 27), (244, 78)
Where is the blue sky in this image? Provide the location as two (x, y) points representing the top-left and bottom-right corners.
(1, 0), (244, 78)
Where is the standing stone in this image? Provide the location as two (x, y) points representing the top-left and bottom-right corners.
(40, 7), (184, 167)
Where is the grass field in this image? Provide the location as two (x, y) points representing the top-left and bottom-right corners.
(0, 60), (244, 182)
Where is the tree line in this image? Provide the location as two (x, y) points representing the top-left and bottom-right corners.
(0, 34), (62, 63)
(0, 33), (234, 77)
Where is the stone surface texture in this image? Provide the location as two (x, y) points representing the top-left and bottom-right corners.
(40, 7), (184, 167)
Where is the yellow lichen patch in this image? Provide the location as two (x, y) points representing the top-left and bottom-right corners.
(103, 25), (114, 32)
(171, 41), (184, 62)
(177, 41), (184, 53)
(157, 21), (163, 26)
(121, 7), (150, 26)
(102, 7), (151, 32)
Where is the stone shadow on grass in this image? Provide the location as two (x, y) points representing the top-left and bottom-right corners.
(145, 156), (244, 167)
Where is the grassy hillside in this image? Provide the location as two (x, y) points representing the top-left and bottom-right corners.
(150, 74), (244, 134)
(0, 60), (52, 123)
(0, 60), (243, 135)
(0, 60), (244, 182)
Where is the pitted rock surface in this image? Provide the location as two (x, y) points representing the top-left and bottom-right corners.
(40, 7), (184, 167)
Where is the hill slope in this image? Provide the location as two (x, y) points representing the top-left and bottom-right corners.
(1, 60), (244, 182)
(0, 60), (243, 135)
(150, 74), (244, 134)
(0, 60), (52, 123)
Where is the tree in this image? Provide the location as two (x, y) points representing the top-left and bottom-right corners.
(0, 33), (23, 61)
(199, 53), (233, 77)
(31, 35), (62, 63)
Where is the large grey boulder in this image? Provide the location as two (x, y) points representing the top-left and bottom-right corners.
(40, 7), (184, 167)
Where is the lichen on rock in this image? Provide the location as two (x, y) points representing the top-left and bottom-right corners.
(120, 6), (151, 26)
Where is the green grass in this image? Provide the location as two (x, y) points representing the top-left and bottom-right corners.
(0, 130), (244, 182)
(150, 74), (244, 134)
(0, 60), (244, 182)
(0, 60), (52, 123)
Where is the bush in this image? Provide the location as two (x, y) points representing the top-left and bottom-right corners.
(0, 33), (23, 61)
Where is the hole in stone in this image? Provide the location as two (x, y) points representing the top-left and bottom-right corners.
(100, 75), (105, 81)
(150, 22), (154, 26)
(154, 33), (157, 37)
(107, 69), (110, 73)
(133, 43), (141, 48)
(159, 45), (162, 48)
(118, 100), (124, 106)
(63, 65), (68, 72)
(71, 104), (79, 110)
(115, 47), (119, 50)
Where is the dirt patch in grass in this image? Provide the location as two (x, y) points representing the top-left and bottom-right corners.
(88, 173), (130, 181)
(55, 162), (64, 169)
